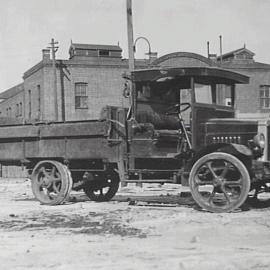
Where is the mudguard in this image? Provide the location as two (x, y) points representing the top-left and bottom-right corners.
(182, 143), (253, 187)
(218, 143), (252, 157)
(187, 143), (253, 172)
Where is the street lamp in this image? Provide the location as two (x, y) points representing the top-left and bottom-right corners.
(133, 36), (156, 65)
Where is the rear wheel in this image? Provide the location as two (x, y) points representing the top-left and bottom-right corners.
(83, 171), (120, 202)
(189, 152), (250, 213)
(31, 160), (73, 205)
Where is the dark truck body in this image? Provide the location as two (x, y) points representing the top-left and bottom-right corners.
(0, 120), (118, 164)
(1, 66), (270, 212)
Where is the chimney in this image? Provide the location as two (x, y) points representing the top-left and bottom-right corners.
(42, 49), (50, 61)
(219, 35), (223, 63)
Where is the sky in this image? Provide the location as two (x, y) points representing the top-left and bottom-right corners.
(0, 0), (270, 91)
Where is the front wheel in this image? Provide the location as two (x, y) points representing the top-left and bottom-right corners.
(189, 152), (250, 213)
(83, 171), (120, 202)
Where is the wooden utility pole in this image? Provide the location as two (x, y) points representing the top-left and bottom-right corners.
(126, 0), (136, 118)
(126, 0), (143, 187)
(126, 0), (135, 71)
(48, 38), (59, 121)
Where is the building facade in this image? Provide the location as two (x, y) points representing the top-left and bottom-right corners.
(216, 47), (270, 118)
(0, 83), (24, 119)
(0, 43), (149, 122)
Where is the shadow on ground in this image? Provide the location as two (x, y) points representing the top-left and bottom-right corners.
(68, 192), (270, 212)
(15, 190), (270, 212)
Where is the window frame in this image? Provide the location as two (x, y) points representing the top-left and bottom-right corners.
(75, 82), (88, 109)
(98, 50), (110, 57)
(28, 89), (32, 119)
(19, 102), (23, 117)
(15, 104), (19, 117)
(260, 85), (270, 109)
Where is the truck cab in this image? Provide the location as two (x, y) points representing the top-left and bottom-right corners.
(117, 66), (268, 212)
(126, 67), (254, 167)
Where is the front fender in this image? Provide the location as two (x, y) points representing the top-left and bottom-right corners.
(187, 143), (253, 172)
(218, 143), (252, 157)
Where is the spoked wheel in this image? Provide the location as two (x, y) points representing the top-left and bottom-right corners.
(189, 152), (250, 213)
(31, 160), (73, 205)
(83, 171), (120, 202)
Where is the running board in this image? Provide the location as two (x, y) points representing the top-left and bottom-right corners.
(122, 179), (175, 183)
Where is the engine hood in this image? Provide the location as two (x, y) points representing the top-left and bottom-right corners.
(204, 118), (258, 145)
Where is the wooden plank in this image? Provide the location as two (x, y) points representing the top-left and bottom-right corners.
(0, 125), (39, 139)
(0, 141), (24, 160)
(40, 121), (106, 138)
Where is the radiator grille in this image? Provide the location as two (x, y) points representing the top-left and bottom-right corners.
(211, 136), (241, 144)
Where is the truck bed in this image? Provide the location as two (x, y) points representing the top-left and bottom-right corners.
(0, 120), (118, 163)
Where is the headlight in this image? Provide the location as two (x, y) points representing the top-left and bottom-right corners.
(253, 133), (265, 149)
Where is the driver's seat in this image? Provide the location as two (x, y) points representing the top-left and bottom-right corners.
(136, 110), (180, 130)
(136, 110), (182, 144)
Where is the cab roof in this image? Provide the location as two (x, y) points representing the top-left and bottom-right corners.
(130, 67), (249, 84)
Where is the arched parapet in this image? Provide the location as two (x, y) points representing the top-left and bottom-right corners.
(152, 52), (216, 68)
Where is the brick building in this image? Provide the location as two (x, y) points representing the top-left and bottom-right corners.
(0, 83), (24, 119)
(0, 43), (149, 122)
(216, 47), (270, 118)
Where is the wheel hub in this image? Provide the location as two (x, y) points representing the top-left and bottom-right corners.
(213, 177), (224, 187)
(42, 177), (51, 187)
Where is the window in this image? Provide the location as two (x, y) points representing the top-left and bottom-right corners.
(99, 50), (110, 57)
(19, 102), (23, 117)
(75, 83), (88, 109)
(260, 85), (270, 109)
(16, 104), (19, 117)
(15, 103), (23, 117)
(28, 90), (32, 118)
(6, 107), (11, 117)
(225, 97), (232, 106)
(37, 85), (41, 119)
(195, 83), (212, 104)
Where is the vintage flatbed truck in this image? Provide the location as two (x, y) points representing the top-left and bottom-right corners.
(0, 66), (270, 212)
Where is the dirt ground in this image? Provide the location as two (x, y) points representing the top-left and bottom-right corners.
(0, 178), (270, 270)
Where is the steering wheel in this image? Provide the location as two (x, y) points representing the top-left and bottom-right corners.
(165, 102), (191, 115)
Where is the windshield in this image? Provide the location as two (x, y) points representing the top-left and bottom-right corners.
(136, 80), (234, 107)
(194, 83), (233, 106)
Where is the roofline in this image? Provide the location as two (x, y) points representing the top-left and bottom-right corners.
(217, 47), (255, 60)
(23, 59), (150, 79)
(152, 51), (214, 66)
(219, 61), (270, 70)
(0, 88), (24, 104)
(0, 83), (24, 100)
(70, 43), (122, 52)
